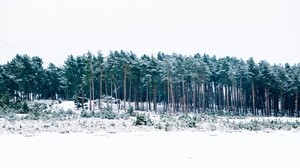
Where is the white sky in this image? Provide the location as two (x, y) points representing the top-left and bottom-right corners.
(0, 0), (299, 66)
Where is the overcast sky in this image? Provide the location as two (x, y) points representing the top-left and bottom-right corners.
(0, 0), (299, 66)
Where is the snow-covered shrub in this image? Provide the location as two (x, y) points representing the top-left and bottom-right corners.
(120, 112), (130, 120)
(159, 112), (173, 122)
(133, 113), (153, 126)
(80, 110), (93, 118)
(0, 107), (17, 121)
(154, 122), (163, 130)
(126, 106), (135, 116)
(207, 123), (217, 131)
(21, 102), (30, 114)
(178, 114), (197, 128)
(23, 102), (49, 120)
(164, 122), (172, 131)
(51, 109), (76, 120)
(93, 108), (118, 119)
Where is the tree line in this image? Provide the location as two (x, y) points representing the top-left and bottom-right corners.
(0, 51), (299, 117)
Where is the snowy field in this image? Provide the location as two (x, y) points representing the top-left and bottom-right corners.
(1, 131), (300, 168)
(1, 100), (300, 168)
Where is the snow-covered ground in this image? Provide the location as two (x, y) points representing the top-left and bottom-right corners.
(0, 131), (299, 168)
(1, 100), (300, 168)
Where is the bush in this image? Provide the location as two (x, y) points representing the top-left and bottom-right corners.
(164, 122), (172, 131)
(52, 109), (76, 119)
(120, 113), (130, 120)
(127, 106), (135, 116)
(0, 107), (17, 120)
(154, 122), (163, 130)
(80, 110), (93, 118)
(93, 108), (118, 119)
(208, 124), (217, 131)
(21, 102), (30, 114)
(178, 114), (197, 128)
(24, 102), (49, 120)
(133, 113), (153, 126)
(159, 112), (174, 122)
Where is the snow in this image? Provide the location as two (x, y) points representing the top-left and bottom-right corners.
(2, 100), (300, 167)
(56, 100), (77, 111)
(1, 131), (299, 168)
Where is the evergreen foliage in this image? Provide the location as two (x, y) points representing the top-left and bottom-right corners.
(1, 51), (300, 117)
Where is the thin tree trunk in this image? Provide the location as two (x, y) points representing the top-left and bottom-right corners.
(99, 69), (103, 112)
(280, 89), (284, 116)
(193, 79), (196, 113)
(92, 77), (94, 111)
(149, 82), (152, 112)
(198, 83), (201, 113)
(202, 83), (205, 113)
(186, 80), (188, 112)
(114, 82), (119, 113)
(146, 82), (149, 112)
(182, 78), (186, 113)
(141, 84), (144, 111)
(81, 88), (84, 111)
(124, 67), (126, 112)
(105, 78), (108, 109)
(163, 81), (166, 112)
(170, 77), (175, 113)
(252, 80), (255, 116)
(89, 80), (92, 111)
(218, 85), (222, 111)
(167, 79), (170, 113)
(296, 91), (299, 117)
(226, 84), (229, 112)
(153, 81), (157, 113)
(239, 79), (243, 115)
(265, 87), (268, 116)
(129, 81), (132, 107)
(134, 83), (137, 110)
(110, 80), (113, 110)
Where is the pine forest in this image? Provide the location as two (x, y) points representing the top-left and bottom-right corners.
(1, 50), (300, 117)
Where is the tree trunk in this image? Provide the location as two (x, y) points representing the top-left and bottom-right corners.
(226, 84), (229, 112)
(264, 87), (268, 116)
(202, 83), (205, 113)
(146, 82), (149, 112)
(140, 83), (144, 111)
(163, 81), (166, 112)
(252, 80), (255, 116)
(114, 82), (119, 113)
(99, 69), (103, 112)
(124, 67), (126, 112)
(168, 79), (170, 113)
(105, 78), (108, 109)
(171, 77), (175, 113)
(110, 80), (113, 110)
(218, 85), (222, 111)
(239, 79), (243, 115)
(192, 79), (196, 113)
(91, 77), (94, 111)
(198, 83), (201, 113)
(153, 81), (157, 113)
(81, 88), (84, 111)
(296, 91), (299, 117)
(89, 80), (92, 111)
(280, 89), (284, 116)
(129, 81), (132, 107)
(134, 83), (137, 110)
(149, 82), (152, 112)
(182, 78), (186, 113)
